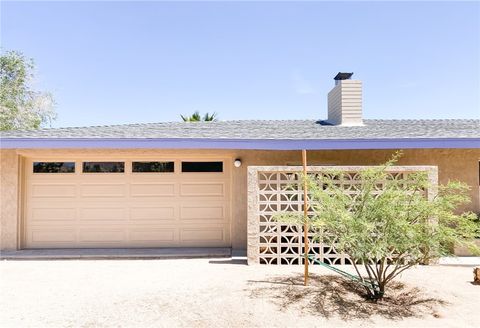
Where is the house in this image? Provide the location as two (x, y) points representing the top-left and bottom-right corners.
(1, 73), (479, 257)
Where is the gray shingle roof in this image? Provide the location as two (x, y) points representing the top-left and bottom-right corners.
(1, 119), (479, 140)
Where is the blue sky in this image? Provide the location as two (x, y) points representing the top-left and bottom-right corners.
(2, 1), (479, 127)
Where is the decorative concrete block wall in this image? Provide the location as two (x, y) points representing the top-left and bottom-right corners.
(247, 165), (438, 265)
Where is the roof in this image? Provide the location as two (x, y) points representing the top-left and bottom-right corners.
(1, 119), (479, 150)
(2, 119), (479, 139)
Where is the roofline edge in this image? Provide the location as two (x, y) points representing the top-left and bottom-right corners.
(1, 138), (479, 150)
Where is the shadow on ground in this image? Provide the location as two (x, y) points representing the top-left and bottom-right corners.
(209, 258), (248, 265)
(247, 273), (447, 321)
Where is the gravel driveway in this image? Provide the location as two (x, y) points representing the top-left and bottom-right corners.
(1, 258), (478, 327)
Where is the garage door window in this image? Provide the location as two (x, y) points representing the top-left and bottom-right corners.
(181, 161), (223, 172)
(33, 162), (75, 173)
(132, 161), (174, 173)
(83, 162), (125, 173)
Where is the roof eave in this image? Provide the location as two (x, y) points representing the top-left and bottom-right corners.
(1, 137), (479, 150)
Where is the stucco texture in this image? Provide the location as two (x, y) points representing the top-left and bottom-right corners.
(0, 150), (19, 250)
(234, 148), (480, 251)
(1, 148), (479, 251)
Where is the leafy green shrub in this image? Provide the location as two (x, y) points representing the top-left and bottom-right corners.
(276, 154), (479, 300)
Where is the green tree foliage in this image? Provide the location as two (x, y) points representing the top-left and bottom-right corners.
(0, 50), (56, 130)
(181, 111), (217, 122)
(276, 153), (479, 300)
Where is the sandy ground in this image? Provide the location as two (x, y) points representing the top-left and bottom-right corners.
(0, 258), (479, 328)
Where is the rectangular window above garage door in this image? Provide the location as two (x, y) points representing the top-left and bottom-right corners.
(132, 161), (174, 173)
(82, 162), (125, 173)
(33, 162), (75, 173)
(181, 161), (223, 172)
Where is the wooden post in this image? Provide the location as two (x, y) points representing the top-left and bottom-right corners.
(302, 149), (309, 286)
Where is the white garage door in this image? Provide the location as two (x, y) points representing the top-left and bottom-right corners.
(23, 158), (231, 248)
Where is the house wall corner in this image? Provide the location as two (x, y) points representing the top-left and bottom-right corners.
(1, 149), (20, 251)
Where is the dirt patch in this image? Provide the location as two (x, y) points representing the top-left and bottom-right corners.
(1, 260), (478, 327)
(248, 273), (446, 321)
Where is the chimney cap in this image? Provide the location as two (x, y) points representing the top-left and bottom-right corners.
(334, 72), (354, 80)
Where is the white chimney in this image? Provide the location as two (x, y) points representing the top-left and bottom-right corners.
(327, 72), (363, 126)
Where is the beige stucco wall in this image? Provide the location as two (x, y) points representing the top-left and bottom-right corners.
(232, 148), (480, 251)
(0, 149), (19, 250)
(1, 148), (479, 251)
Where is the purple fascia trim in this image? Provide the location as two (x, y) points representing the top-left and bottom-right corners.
(1, 138), (479, 150)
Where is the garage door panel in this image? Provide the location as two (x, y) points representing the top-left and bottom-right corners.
(130, 183), (176, 197)
(129, 229), (176, 243)
(180, 182), (225, 197)
(180, 205), (225, 221)
(78, 229), (126, 243)
(32, 183), (77, 198)
(180, 227), (225, 243)
(130, 206), (176, 221)
(24, 157), (231, 248)
(81, 183), (126, 197)
(79, 207), (127, 222)
(180, 173), (226, 180)
(30, 229), (77, 244)
(31, 207), (77, 222)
